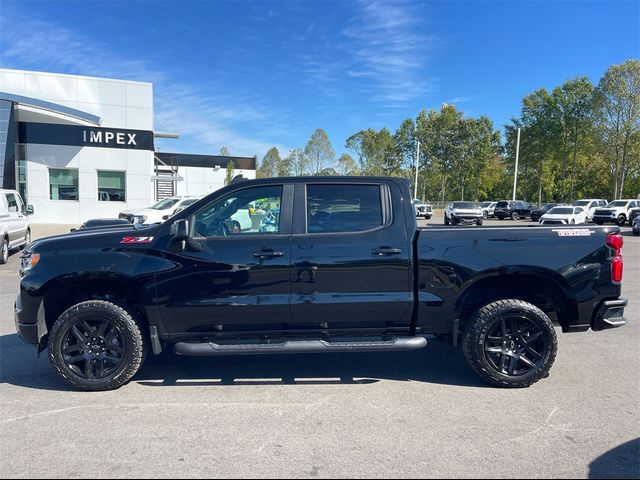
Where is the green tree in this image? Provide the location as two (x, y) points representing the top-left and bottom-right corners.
(305, 128), (335, 175)
(219, 146), (231, 156)
(551, 77), (595, 201)
(593, 59), (640, 199)
(336, 153), (358, 175)
(257, 147), (281, 178)
(286, 148), (308, 176)
(224, 160), (235, 186)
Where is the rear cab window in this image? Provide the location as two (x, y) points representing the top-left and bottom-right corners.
(306, 184), (384, 233)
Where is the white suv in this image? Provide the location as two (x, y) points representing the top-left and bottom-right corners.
(592, 199), (640, 226)
(572, 199), (608, 222)
(119, 197), (201, 225)
(0, 189), (33, 265)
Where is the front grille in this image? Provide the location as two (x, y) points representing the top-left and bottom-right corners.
(594, 210), (613, 216)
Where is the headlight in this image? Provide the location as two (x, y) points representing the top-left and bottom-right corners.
(133, 215), (147, 224)
(20, 252), (40, 275)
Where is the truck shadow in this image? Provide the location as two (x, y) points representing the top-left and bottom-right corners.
(588, 438), (640, 479)
(0, 333), (488, 391)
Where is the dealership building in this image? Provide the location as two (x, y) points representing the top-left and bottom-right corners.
(0, 68), (256, 224)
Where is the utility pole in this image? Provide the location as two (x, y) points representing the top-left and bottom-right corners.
(414, 140), (420, 200)
(512, 127), (521, 201)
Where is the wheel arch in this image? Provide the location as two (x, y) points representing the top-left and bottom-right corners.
(41, 274), (151, 335)
(454, 268), (578, 332)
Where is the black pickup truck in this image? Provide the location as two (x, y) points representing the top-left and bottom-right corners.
(15, 177), (628, 391)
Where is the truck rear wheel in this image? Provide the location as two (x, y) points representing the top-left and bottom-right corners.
(48, 301), (145, 391)
(462, 299), (557, 388)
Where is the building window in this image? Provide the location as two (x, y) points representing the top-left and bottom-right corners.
(17, 144), (27, 203)
(97, 171), (126, 202)
(49, 168), (79, 201)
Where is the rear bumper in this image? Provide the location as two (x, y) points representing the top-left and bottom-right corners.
(592, 298), (627, 331)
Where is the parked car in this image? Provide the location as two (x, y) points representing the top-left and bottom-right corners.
(444, 201), (483, 225)
(413, 199), (433, 219)
(628, 207), (640, 224)
(0, 189), (33, 265)
(480, 201), (497, 219)
(572, 199), (609, 222)
(632, 214), (640, 235)
(592, 200), (640, 226)
(15, 177), (628, 391)
(530, 203), (562, 222)
(539, 206), (588, 225)
(119, 197), (200, 225)
(494, 200), (532, 220)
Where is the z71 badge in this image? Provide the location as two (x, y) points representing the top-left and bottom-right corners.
(120, 236), (154, 244)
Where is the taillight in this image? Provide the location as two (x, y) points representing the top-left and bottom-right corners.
(606, 233), (624, 254)
(606, 233), (624, 283)
(611, 256), (623, 283)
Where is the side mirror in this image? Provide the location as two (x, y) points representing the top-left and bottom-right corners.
(26, 205), (34, 216)
(171, 219), (190, 241)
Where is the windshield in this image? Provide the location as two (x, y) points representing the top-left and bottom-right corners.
(607, 201), (628, 207)
(413, 200), (424, 205)
(151, 198), (180, 210)
(481, 202), (492, 207)
(496, 201), (509, 207)
(542, 203), (557, 209)
(452, 202), (478, 209)
(573, 200), (589, 206)
(548, 207), (574, 215)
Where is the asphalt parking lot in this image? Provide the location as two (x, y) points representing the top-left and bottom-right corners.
(1, 220), (639, 478)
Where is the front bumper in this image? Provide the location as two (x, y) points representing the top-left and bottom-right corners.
(592, 298), (627, 331)
(14, 293), (46, 346)
(451, 215), (482, 224)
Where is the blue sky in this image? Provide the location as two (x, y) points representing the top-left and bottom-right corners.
(0, 0), (638, 161)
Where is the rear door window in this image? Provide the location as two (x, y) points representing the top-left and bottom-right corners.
(306, 184), (384, 233)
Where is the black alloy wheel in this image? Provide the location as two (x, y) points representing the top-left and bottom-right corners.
(482, 315), (550, 377)
(463, 299), (557, 388)
(48, 301), (145, 391)
(511, 212), (520, 221)
(616, 215), (626, 227)
(60, 317), (127, 380)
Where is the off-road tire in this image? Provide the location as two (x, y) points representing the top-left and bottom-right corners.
(462, 299), (557, 388)
(48, 300), (145, 391)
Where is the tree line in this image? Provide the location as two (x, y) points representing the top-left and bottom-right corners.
(252, 59), (639, 203)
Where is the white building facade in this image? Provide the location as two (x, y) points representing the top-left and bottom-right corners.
(0, 68), (256, 224)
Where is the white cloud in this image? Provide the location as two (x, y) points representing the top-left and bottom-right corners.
(341, 0), (439, 104)
(0, 12), (291, 158)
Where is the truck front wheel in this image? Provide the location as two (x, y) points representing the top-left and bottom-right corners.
(462, 299), (557, 388)
(48, 300), (145, 391)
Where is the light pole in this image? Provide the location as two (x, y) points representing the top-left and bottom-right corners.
(414, 140), (420, 200)
(512, 127), (521, 201)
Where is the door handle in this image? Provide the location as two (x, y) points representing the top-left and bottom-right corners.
(253, 249), (285, 258)
(371, 247), (402, 256)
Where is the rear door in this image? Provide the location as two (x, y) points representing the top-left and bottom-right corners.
(290, 181), (413, 335)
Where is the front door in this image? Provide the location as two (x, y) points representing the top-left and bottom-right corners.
(4, 192), (26, 248)
(290, 182), (413, 335)
(155, 184), (293, 337)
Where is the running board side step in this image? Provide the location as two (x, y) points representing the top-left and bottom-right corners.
(174, 336), (427, 356)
